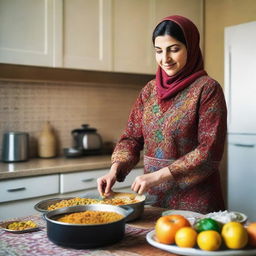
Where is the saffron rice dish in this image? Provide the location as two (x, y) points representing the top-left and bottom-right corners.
(47, 195), (139, 211)
(57, 210), (124, 224)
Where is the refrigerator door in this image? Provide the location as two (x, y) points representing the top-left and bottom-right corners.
(227, 134), (256, 220)
(224, 21), (256, 134)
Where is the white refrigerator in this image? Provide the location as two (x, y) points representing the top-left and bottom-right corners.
(225, 21), (256, 221)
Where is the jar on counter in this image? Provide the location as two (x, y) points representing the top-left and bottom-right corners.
(38, 122), (57, 158)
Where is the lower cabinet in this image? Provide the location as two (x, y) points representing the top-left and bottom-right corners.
(0, 195), (58, 221)
(0, 168), (144, 221)
(60, 168), (144, 194)
(60, 169), (107, 194)
(0, 174), (59, 220)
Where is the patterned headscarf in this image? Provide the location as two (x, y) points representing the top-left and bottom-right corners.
(155, 15), (207, 100)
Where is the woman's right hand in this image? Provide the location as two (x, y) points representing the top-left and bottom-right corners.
(97, 163), (118, 197)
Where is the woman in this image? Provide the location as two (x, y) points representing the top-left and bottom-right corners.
(97, 15), (227, 214)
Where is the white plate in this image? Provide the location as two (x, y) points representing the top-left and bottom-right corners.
(162, 210), (205, 225)
(146, 230), (256, 256)
(205, 211), (248, 224)
(162, 210), (205, 218)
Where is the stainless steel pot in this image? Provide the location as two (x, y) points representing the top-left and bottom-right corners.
(34, 193), (156, 222)
(44, 204), (133, 249)
(120, 194), (146, 222)
(2, 131), (29, 162)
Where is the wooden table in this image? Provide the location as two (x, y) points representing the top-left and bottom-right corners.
(0, 206), (178, 256)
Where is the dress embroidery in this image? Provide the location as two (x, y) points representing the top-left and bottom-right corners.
(112, 76), (227, 214)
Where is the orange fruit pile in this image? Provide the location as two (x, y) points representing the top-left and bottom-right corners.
(155, 214), (190, 244)
(154, 214), (256, 251)
(221, 222), (248, 249)
(247, 222), (256, 247)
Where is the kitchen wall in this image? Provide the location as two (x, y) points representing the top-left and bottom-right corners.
(0, 65), (153, 158)
(204, 0), (256, 202)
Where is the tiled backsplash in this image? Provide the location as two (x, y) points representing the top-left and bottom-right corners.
(0, 80), (141, 158)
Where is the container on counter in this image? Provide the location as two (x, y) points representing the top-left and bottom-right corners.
(38, 122), (57, 158)
(2, 131), (29, 162)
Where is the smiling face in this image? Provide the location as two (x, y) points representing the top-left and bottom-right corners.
(154, 34), (187, 76)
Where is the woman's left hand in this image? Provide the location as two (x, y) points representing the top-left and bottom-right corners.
(131, 167), (173, 194)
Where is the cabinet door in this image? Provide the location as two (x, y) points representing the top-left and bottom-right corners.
(0, 194), (57, 221)
(0, 174), (59, 203)
(60, 169), (107, 194)
(62, 0), (112, 71)
(153, 0), (204, 50)
(113, 0), (156, 74)
(113, 0), (203, 75)
(0, 0), (61, 67)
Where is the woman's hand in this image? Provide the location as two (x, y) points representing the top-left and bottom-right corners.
(97, 163), (118, 197)
(131, 167), (173, 194)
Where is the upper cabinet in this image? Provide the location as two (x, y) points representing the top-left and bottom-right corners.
(0, 0), (62, 67)
(0, 0), (203, 74)
(62, 0), (112, 71)
(112, 0), (204, 74)
(112, 0), (156, 74)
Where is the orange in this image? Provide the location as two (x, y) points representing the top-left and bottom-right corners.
(175, 227), (197, 248)
(155, 215), (191, 244)
(247, 222), (256, 247)
(197, 230), (222, 251)
(221, 222), (248, 249)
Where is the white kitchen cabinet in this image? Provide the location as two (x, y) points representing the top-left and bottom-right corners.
(0, 0), (203, 74)
(112, 0), (204, 74)
(62, 0), (112, 71)
(0, 194), (55, 221)
(153, 0), (204, 50)
(0, 167), (143, 221)
(0, 174), (59, 220)
(0, 174), (59, 203)
(63, 0), (203, 73)
(112, 0), (156, 74)
(0, 0), (62, 67)
(60, 169), (107, 194)
(0, 0), (111, 70)
(60, 167), (144, 194)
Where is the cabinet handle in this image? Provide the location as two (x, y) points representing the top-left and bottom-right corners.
(232, 143), (255, 148)
(81, 178), (94, 182)
(7, 187), (26, 192)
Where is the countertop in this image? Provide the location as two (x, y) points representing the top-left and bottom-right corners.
(0, 155), (143, 180)
(0, 206), (176, 256)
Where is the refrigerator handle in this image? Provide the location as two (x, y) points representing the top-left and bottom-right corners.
(228, 46), (232, 124)
(231, 143), (255, 148)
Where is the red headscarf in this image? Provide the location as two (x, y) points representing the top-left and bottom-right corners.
(155, 15), (207, 100)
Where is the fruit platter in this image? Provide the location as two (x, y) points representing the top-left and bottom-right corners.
(146, 210), (256, 256)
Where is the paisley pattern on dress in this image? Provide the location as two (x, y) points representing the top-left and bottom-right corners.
(112, 76), (227, 214)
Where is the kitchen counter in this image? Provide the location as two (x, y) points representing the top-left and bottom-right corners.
(0, 155), (143, 180)
(0, 206), (176, 256)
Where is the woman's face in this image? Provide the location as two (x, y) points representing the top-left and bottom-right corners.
(154, 34), (187, 76)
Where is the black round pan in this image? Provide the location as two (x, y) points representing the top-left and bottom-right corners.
(44, 204), (133, 249)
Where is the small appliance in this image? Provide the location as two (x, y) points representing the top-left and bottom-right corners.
(2, 131), (29, 162)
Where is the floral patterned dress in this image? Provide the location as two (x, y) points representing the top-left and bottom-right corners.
(112, 76), (227, 214)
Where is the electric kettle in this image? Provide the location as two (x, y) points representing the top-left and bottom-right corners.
(71, 124), (103, 153)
